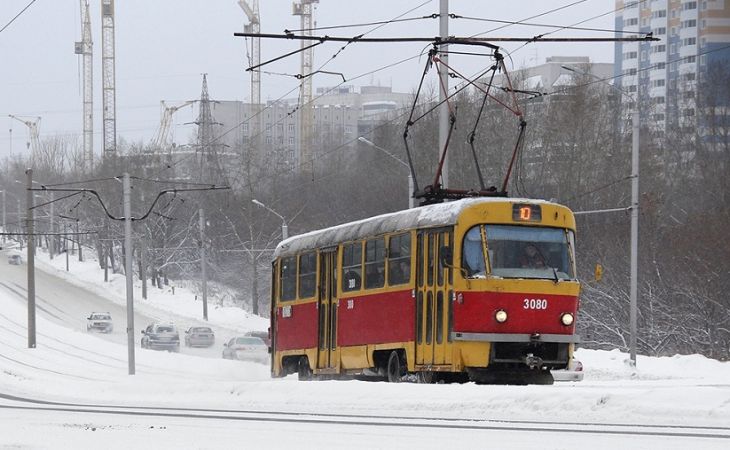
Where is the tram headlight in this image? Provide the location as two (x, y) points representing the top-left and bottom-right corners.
(495, 310), (508, 323)
(560, 313), (574, 326)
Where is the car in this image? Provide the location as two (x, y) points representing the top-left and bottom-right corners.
(141, 323), (180, 352)
(7, 254), (22, 265)
(244, 330), (270, 348)
(552, 359), (584, 382)
(222, 336), (268, 363)
(184, 326), (215, 347)
(86, 312), (113, 333)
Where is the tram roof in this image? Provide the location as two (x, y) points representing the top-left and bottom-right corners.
(272, 197), (560, 259)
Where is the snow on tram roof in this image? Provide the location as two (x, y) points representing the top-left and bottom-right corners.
(272, 197), (558, 259)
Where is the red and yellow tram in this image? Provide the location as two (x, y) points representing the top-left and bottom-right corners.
(269, 198), (580, 384)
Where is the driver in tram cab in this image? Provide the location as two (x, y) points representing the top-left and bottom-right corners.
(520, 244), (546, 269)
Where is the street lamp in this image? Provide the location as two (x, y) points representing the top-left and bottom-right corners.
(358, 137), (415, 209)
(561, 64), (640, 366)
(252, 199), (288, 240)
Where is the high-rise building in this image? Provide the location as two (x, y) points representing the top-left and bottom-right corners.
(614, 0), (730, 131)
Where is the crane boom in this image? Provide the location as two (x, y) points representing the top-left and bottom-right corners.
(8, 114), (41, 157)
(152, 100), (196, 149)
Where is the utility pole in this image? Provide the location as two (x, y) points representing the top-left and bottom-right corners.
(123, 173), (135, 375)
(1, 190), (5, 245)
(199, 208), (208, 321)
(438, 0), (449, 188)
(629, 104), (639, 366)
(49, 192), (55, 259)
(65, 224), (69, 271)
(26, 169), (36, 349)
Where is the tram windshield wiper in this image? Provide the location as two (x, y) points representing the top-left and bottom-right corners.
(552, 267), (560, 284)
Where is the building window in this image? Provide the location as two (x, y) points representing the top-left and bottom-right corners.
(288, 123), (295, 133)
(652, 27), (666, 35)
(683, 108), (695, 117)
(651, 10), (666, 18)
(652, 113), (665, 121)
(681, 19), (697, 28)
(266, 136), (272, 144)
(623, 51), (638, 60)
(652, 96), (665, 104)
(243, 123), (249, 134)
(682, 37), (697, 46)
(651, 44), (666, 53)
(624, 18), (639, 26)
(651, 79), (666, 88)
(683, 1), (697, 10)
(289, 136), (294, 145)
(655, 62), (666, 70)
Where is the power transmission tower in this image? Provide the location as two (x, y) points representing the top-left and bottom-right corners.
(194, 74), (224, 182)
(75, 0), (94, 172)
(292, 0), (318, 172)
(101, 0), (117, 157)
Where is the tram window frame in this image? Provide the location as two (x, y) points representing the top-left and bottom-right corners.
(280, 256), (297, 302)
(298, 252), (317, 299)
(387, 233), (411, 286)
(342, 242), (363, 292)
(364, 237), (386, 289)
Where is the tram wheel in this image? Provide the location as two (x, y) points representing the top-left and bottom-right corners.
(297, 356), (313, 381)
(386, 351), (402, 383)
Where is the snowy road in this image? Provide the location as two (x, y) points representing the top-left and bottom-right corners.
(1, 248), (730, 449)
(0, 248), (250, 359)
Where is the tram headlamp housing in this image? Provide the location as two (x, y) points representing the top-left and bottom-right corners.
(495, 310), (508, 323)
(560, 313), (574, 326)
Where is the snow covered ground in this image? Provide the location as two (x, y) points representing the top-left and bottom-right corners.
(1, 246), (730, 449)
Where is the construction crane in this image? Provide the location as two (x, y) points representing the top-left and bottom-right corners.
(74, 0), (93, 172)
(238, 0), (262, 153)
(8, 115), (41, 157)
(151, 100), (196, 150)
(292, 0), (318, 170)
(101, 0), (117, 156)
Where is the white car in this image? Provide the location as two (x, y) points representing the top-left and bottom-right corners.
(222, 336), (268, 363)
(86, 312), (113, 333)
(553, 359), (584, 382)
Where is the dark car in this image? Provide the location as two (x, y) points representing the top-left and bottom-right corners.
(184, 326), (215, 347)
(141, 323), (180, 352)
(7, 254), (22, 265)
(222, 336), (268, 363)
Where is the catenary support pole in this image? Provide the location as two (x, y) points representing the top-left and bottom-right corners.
(629, 106), (640, 366)
(199, 208), (208, 321)
(1, 190), (6, 244)
(438, 0), (449, 188)
(123, 173), (135, 375)
(26, 169), (36, 349)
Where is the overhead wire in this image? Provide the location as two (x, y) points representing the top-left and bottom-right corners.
(0, 0), (38, 35)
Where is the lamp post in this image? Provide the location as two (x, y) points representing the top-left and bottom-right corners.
(252, 199), (288, 240)
(561, 64), (640, 366)
(358, 137), (415, 209)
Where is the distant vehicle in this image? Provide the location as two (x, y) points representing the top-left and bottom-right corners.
(86, 312), (113, 333)
(7, 254), (22, 265)
(222, 336), (268, 363)
(141, 323), (180, 352)
(552, 359), (584, 382)
(184, 326), (215, 348)
(244, 330), (270, 348)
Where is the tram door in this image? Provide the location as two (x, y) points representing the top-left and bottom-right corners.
(316, 248), (338, 371)
(416, 230), (452, 366)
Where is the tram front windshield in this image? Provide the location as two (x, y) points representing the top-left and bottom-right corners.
(462, 225), (576, 280)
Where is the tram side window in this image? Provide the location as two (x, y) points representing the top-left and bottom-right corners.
(462, 226), (486, 277)
(280, 256), (297, 301)
(298, 252), (316, 298)
(342, 242), (362, 292)
(365, 237), (386, 289)
(388, 233), (411, 285)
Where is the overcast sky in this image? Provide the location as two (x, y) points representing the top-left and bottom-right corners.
(0, 0), (616, 159)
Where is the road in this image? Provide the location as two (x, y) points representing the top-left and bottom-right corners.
(0, 248), (240, 359)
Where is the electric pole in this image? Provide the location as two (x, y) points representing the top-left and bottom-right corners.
(123, 173), (135, 375)
(199, 208), (208, 321)
(26, 169), (36, 349)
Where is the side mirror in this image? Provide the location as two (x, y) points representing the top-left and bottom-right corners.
(439, 246), (453, 267)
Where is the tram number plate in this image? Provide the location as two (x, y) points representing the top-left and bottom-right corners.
(523, 298), (548, 310)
